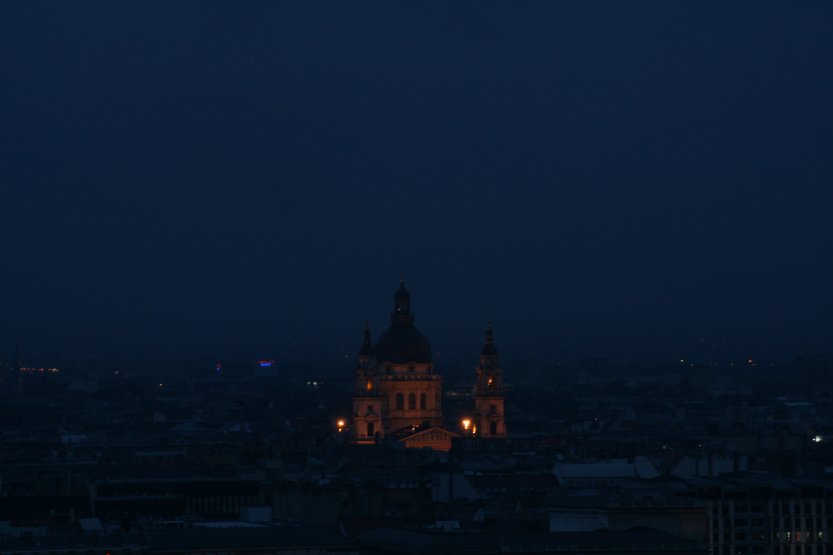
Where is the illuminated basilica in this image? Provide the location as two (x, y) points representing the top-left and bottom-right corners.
(351, 282), (506, 450)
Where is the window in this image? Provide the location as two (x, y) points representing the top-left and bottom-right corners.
(396, 393), (404, 409)
(367, 405), (374, 414)
(366, 377), (373, 392)
(367, 422), (374, 437)
(490, 422), (497, 436)
(408, 393), (416, 410)
(420, 393), (427, 409)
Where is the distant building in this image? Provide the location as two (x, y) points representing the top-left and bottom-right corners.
(553, 457), (660, 487)
(350, 282), (507, 450)
(796, 354), (833, 398)
(473, 323), (507, 438)
(351, 282), (444, 447)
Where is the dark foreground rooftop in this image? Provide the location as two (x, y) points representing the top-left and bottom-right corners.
(360, 527), (707, 555)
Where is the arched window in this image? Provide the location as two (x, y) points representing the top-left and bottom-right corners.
(490, 422), (497, 436)
(366, 377), (374, 392)
(408, 393), (416, 410)
(420, 392), (427, 410)
(395, 393), (404, 410)
(367, 422), (375, 437)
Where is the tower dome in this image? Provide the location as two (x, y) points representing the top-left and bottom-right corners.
(358, 323), (375, 356)
(481, 322), (498, 356)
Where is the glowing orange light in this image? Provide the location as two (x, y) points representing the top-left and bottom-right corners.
(462, 418), (471, 431)
(336, 419), (346, 431)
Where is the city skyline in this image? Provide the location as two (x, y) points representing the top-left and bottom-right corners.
(2, 2), (833, 554)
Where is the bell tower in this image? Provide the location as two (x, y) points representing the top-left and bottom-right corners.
(474, 324), (506, 437)
(352, 324), (384, 443)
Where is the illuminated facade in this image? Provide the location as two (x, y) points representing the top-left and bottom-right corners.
(352, 282), (443, 445)
(351, 282), (507, 449)
(473, 324), (507, 437)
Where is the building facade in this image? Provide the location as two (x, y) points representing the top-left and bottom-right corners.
(352, 283), (443, 444)
(351, 282), (506, 448)
(474, 324), (507, 438)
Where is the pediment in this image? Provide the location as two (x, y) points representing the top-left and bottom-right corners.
(399, 426), (459, 444)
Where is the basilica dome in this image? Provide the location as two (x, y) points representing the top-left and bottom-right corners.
(375, 323), (432, 364)
(374, 282), (433, 364)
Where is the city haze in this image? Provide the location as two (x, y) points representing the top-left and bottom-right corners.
(2, 2), (832, 364)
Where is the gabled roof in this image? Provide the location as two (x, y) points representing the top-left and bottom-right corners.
(554, 457), (660, 482)
(399, 427), (459, 451)
(399, 426), (460, 442)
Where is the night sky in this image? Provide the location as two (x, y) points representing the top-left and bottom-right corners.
(2, 2), (832, 364)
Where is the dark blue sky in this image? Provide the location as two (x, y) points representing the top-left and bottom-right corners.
(2, 1), (832, 363)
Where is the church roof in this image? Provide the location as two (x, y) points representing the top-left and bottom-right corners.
(375, 325), (432, 364)
(375, 282), (433, 364)
(358, 324), (375, 356)
(395, 281), (410, 300)
(481, 323), (498, 356)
